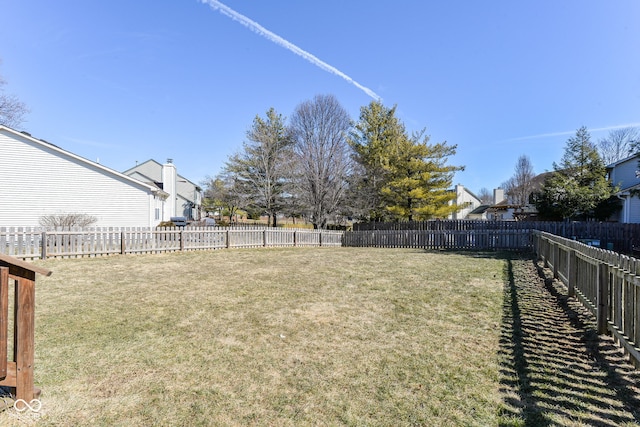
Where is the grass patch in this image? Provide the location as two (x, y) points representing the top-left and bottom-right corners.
(3, 248), (507, 426)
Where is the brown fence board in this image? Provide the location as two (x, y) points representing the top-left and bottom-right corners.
(534, 231), (640, 368)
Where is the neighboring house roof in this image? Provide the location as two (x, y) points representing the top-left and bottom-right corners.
(123, 159), (203, 221)
(469, 205), (490, 215)
(528, 171), (554, 194)
(615, 182), (640, 194)
(463, 188), (481, 203)
(1, 126), (167, 197)
(606, 153), (640, 169)
(123, 159), (202, 195)
(0, 125), (172, 227)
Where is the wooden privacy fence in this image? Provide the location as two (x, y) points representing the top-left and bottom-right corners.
(0, 227), (344, 260)
(343, 228), (533, 251)
(354, 220), (640, 254)
(534, 231), (640, 367)
(0, 253), (51, 406)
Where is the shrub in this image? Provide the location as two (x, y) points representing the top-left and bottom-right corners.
(39, 213), (98, 229)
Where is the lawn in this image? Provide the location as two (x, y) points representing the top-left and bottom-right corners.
(2, 248), (508, 426)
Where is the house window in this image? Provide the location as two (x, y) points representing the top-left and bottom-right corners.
(155, 208), (160, 220)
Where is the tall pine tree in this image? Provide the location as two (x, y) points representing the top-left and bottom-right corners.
(348, 101), (406, 220)
(348, 101), (463, 221)
(535, 126), (617, 220)
(382, 130), (462, 220)
(223, 108), (294, 227)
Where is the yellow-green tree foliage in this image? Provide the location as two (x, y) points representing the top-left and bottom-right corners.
(382, 131), (463, 220)
(349, 100), (464, 221)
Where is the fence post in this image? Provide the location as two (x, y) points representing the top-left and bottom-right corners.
(120, 231), (126, 255)
(597, 261), (610, 335)
(568, 249), (577, 297)
(553, 242), (560, 279)
(293, 230), (297, 247)
(0, 267), (7, 378)
(319, 231), (323, 247)
(226, 229), (231, 249)
(40, 231), (47, 260)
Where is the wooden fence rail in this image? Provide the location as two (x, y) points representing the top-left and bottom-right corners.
(343, 229), (533, 251)
(354, 220), (640, 254)
(0, 227), (344, 260)
(534, 231), (640, 367)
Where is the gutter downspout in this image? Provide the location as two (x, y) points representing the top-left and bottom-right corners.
(616, 192), (630, 223)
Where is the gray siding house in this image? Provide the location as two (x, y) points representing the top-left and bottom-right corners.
(607, 154), (640, 223)
(123, 159), (203, 221)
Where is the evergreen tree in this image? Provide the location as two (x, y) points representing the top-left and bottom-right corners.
(382, 130), (462, 220)
(223, 108), (294, 227)
(348, 101), (463, 221)
(347, 100), (406, 220)
(535, 126), (617, 220)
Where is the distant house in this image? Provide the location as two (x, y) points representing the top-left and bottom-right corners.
(448, 185), (483, 219)
(607, 154), (640, 223)
(469, 188), (521, 220)
(448, 185), (521, 220)
(485, 188), (522, 220)
(0, 125), (168, 227)
(123, 159), (203, 221)
(467, 205), (490, 220)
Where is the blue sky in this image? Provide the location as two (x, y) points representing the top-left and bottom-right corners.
(2, 0), (639, 195)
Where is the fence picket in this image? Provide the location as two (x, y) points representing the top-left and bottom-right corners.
(0, 226), (344, 260)
(534, 231), (640, 368)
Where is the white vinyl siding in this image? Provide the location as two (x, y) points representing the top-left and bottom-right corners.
(1, 129), (160, 227)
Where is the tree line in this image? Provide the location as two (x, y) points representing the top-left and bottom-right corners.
(203, 95), (463, 229)
(498, 126), (639, 221)
(4, 63), (636, 226)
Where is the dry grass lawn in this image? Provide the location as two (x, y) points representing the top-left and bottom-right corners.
(4, 247), (639, 426)
(2, 248), (507, 425)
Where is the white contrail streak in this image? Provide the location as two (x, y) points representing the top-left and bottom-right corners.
(508, 122), (640, 142)
(200, 0), (380, 100)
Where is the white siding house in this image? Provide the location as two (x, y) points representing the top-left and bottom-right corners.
(0, 125), (168, 227)
(123, 159), (203, 221)
(607, 154), (640, 223)
(448, 185), (483, 219)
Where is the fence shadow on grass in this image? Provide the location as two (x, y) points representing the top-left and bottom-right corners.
(499, 255), (640, 426)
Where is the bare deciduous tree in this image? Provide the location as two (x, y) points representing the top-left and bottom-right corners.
(290, 94), (352, 229)
(502, 155), (535, 206)
(598, 127), (640, 165)
(476, 187), (493, 205)
(0, 71), (29, 128)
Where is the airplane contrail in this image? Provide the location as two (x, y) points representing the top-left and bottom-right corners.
(507, 122), (640, 142)
(200, 0), (381, 100)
